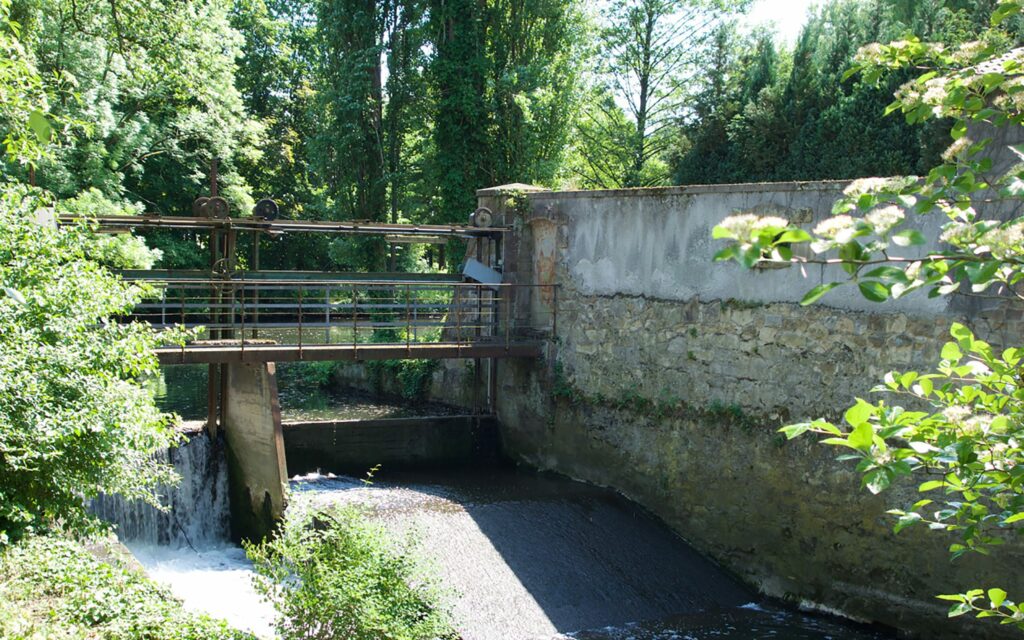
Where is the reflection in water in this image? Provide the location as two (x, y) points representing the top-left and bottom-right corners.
(149, 364), (456, 422)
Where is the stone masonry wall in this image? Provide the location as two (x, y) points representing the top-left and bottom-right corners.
(471, 181), (1024, 639)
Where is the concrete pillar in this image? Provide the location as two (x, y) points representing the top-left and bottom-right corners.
(221, 362), (288, 542)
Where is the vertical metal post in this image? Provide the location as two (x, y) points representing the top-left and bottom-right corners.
(252, 231), (260, 339)
(351, 284), (358, 351)
(207, 363), (220, 438)
(455, 286), (462, 356)
(405, 283), (412, 354)
(206, 157), (222, 438)
(325, 287), (331, 344)
(504, 285), (511, 351)
(297, 285), (304, 358)
(179, 287), (186, 363)
(239, 279), (246, 356)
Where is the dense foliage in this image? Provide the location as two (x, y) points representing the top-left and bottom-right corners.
(674, 0), (1017, 186)
(0, 535), (253, 639)
(713, 0), (1024, 629)
(0, 184), (181, 544)
(0, 0), (183, 544)
(247, 505), (456, 640)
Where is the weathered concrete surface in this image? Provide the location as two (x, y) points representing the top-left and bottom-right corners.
(221, 362), (287, 542)
(529, 181), (955, 315)
(429, 182), (1024, 639)
(282, 415), (499, 475)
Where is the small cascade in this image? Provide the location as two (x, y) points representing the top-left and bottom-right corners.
(92, 430), (230, 548)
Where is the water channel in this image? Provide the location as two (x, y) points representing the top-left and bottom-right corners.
(98, 365), (896, 639)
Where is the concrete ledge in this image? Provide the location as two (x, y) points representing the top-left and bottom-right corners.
(283, 415), (499, 475)
(527, 180), (850, 200)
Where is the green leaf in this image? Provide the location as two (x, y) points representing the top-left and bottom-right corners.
(845, 400), (874, 427)
(990, 588), (1008, 608)
(952, 120), (968, 140)
(914, 378), (933, 397)
(713, 246), (738, 262)
(919, 480), (946, 492)
(779, 423), (812, 440)
(848, 422), (874, 452)
(864, 468), (892, 494)
(941, 342), (963, 361)
(948, 602), (972, 617)
(892, 229), (926, 246)
(775, 229), (812, 244)
(949, 323), (972, 342)
(800, 282), (842, 306)
(712, 225), (736, 240)
(894, 512), (922, 533)
(1002, 512), (1024, 525)
(28, 110), (53, 144)
(993, 1), (1022, 24)
(858, 280), (890, 302)
(863, 266), (909, 282)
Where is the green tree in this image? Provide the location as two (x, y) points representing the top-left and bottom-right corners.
(713, 0), (1024, 628)
(575, 0), (744, 188)
(673, 0), (1009, 186)
(0, 0), (181, 545)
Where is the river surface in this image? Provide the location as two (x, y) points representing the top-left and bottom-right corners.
(118, 467), (894, 639)
(117, 378), (895, 639)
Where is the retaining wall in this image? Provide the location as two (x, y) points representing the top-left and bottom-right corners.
(434, 181), (1024, 638)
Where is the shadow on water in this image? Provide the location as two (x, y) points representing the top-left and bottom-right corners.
(145, 372), (896, 639)
(291, 468), (895, 640)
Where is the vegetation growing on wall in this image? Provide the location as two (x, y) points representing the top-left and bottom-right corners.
(551, 362), (758, 429)
(713, 0), (1024, 629)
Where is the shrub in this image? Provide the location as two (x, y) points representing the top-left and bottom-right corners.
(0, 534), (251, 639)
(246, 506), (457, 640)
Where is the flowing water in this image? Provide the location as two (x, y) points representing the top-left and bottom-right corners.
(98, 372), (895, 639)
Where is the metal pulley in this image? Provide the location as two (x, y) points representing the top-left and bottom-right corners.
(192, 197), (210, 217)
(470, 206), (494, 228)
(253, 198), (280, 220)
(207, 196), (230, 219)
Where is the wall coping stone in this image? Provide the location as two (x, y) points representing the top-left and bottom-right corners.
(524, 179), (852, 200)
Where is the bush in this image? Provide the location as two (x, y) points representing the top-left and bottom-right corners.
(246, 506), (457, 640)
(0, 534), (251, 640)
(0, 184), (181, 544)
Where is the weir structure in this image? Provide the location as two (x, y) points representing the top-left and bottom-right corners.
(61, 172), (555, 542)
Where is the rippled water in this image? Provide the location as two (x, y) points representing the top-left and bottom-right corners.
(110, 380), (897, 639)
(287, 470), (892, 640)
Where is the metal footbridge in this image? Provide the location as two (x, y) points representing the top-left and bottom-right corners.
(60, 182), (554, 365)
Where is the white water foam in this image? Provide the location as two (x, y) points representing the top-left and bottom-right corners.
(126, 542), (275, 638)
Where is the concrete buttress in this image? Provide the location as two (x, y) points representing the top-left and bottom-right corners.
(221, 362), (287, 542)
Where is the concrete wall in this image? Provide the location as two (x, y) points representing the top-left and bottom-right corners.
(283, 415), (499, 475)
(222, 362), (288, 542)
(465, 182), (1024, 639)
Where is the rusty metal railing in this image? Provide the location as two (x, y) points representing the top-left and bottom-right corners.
(125, 278), (557, 353)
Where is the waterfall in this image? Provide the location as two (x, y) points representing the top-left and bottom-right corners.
(92, 430), (230, 549)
